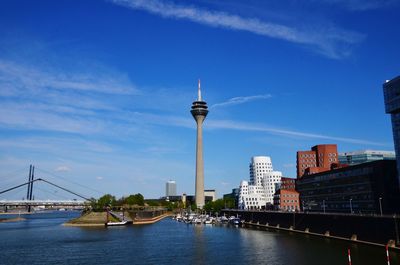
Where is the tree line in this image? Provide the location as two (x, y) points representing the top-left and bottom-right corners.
(90, 193), (235, 213)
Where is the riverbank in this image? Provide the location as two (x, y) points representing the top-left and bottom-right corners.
(63, 212), (109, 227)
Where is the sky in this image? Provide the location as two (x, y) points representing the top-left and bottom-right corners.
(0, 0), (399, 200)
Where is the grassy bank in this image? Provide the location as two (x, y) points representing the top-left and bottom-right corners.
(64, 212), (119, 227)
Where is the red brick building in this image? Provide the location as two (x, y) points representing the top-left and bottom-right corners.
(273, 189), (300, 211)
(296, 144), (339, 178)
(273, 177), (299, 211)
(280, 177), (296, 190)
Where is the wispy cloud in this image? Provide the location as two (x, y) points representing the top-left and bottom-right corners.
(211, 94), (272, 109)
(55, 166), (70, 172)
(0, 59), (138, 96)
(205, 119), (389, 146)
(111, 0), (365, 58)
(317, 0), (399, 11)
(111, 112), (388, 146)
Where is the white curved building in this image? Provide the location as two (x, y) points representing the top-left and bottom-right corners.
(239, 156), (282, 210)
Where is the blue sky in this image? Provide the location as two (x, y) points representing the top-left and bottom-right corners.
(0, 0), (399, 200)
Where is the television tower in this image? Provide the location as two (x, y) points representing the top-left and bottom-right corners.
(191, 79), (208, 209)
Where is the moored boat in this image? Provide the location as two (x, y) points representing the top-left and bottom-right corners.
(105, 220), (129, 226)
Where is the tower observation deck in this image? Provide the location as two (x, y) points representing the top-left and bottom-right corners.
(191, 80), (208, 209)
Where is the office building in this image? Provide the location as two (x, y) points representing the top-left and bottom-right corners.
(165, 180), (177, 197)
(339, 150), (395, 165)
(279, 177), (296, 190)
(297, 144), (339, 178)
(238, 156), (282, 210)
(296, 160), (400, 214)
(273, 189), (300, 212)
(204, 189), (216, 202)
(273, 177), (300, 211)
(383, 75), (400, 187)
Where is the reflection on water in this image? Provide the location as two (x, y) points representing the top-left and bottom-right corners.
(0, 212), (399, 265)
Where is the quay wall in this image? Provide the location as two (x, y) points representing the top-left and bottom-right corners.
(222, 210), (400, 247)
(128, 209), (168, 220)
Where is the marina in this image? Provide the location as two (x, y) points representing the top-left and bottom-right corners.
(172, 213), (241, 226)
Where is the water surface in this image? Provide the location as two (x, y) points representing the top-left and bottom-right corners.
(0, 212), (398, 265)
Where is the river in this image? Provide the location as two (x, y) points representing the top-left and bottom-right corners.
(0, 211), (398, 265)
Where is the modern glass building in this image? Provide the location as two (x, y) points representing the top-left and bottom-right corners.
(339, 150), (395, 165)
(296, 160), (400, 214)
(383, 75), (400, 187)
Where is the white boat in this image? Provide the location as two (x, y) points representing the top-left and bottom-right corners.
(105, 221), (129, 226)
(229, 217), (241, 226)
(204, 218), (213, 224)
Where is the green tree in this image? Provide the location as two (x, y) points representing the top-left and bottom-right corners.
(96, 194), (116, 210)
(203, 198), (236, 214)
(190, 202), (197, 212)
(125, 193), (144, 206)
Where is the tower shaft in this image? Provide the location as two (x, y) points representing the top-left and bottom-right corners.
(195, 116), (205, 208)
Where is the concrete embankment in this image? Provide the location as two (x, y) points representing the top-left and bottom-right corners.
(132, 213), (172, 225)
(222, 209), (400, 249)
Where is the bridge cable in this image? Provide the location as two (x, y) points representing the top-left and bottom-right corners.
(38, 178), (93, 202)
(0, 178), (94, 202)
(35, 168), (104, 195)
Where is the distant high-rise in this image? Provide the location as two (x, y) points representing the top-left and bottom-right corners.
(165, 180), (177, 197)
(191, 80), (208, 209)
(383, 75), (400, 187)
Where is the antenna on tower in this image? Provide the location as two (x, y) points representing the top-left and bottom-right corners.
(198, 79), (202, 101)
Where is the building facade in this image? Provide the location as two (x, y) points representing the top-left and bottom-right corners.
(279, 177), (296, 190)
(383, 75), (400, 188)
(204, 189), (217, 202)
(273, 177), (300, 211)
(238, 156), (282, 210)
(297, 144), (339, 178)
(165, 180), (177, 197)
(296, 160), (400, 214)
(273, 189), (300, 212)
(339, 150), (395, 165)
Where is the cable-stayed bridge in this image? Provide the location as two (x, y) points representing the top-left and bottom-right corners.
(0, 200), (86, 207)
(0, 165), (100, 212)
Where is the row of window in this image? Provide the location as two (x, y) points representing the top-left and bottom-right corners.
(300, 153), (315, 158)
(275, 199), (299, 204)
(254, 162), (272, 165)
(282, 194), (297, 198)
